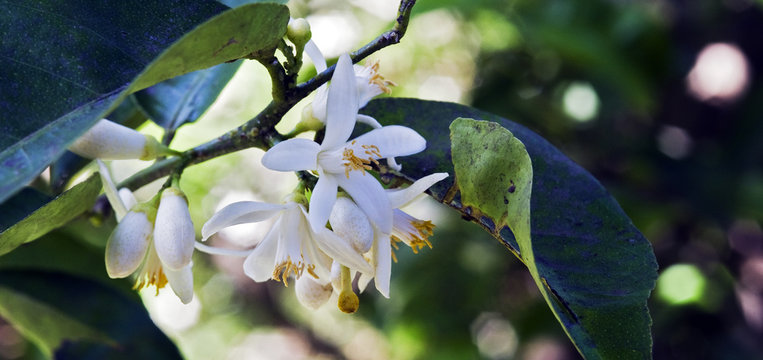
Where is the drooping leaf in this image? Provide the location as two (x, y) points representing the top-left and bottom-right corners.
(0, 269), (181, 359)
(0, 173), (102, 256)
(134, 61), (242, 131)
(360, 98), (658, 359)
(0, 1), (290, 204)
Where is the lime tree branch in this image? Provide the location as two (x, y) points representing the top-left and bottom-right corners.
(118, 0), (417, 191)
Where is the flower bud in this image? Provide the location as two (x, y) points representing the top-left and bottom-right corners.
(330, 197), (374, 253)
(295, 276), (332, 310)
(287, 18), (312, 46)
(105, 209), (153, 278)
(69, 119), (161, 160)
(153, 187), (195, 270)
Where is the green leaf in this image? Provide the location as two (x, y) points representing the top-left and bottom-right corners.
(0, 269), (181, 359)
(134, 61), (242, 131)
(0, 173), (102, 256)
(449, 118), (532, 256)
(360, 99), (658, 359)
(0, 1), (290, 204)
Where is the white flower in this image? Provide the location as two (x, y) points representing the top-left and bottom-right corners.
(302, 41), (401, 170)
(262, 54), (426, 234)
(327, 173), (448, 298)
(100, 166), (195, 304)
(201, 200), (372, 286)
(153, 187), (195, 271)
(69, 119), (162, 160)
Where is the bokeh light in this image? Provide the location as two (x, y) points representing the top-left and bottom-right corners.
(657, 264), (707, 305)
(686, 42), (750, 105)
(562, 82), (600, 123)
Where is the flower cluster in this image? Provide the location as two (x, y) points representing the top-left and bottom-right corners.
(203, 53), (447, 312)
(71, 22), (446, 312)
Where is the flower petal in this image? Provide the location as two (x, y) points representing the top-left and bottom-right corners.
(97, 160), (128, 221)
(350, 125), (426, 158)
(201, 201), (288, 240)
(243, 219), (281, 282)
(322, 54), (359, 149)
(387, 173), (449, 208)
(308, 173), (338, 232)
(304, 40), (327, 73)
(261, 138), (320, 172)
(312, 228), (373, 274)
(105, 211), (152, 278)
(337, 171), (392, 233)
(165, 263), (194, 304)
(373, 230), (392, 298)
(154, 191), (195, 270)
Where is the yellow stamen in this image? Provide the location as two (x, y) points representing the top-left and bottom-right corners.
(367, 61), (396, 94)
(272, 258), (306, 287)
(342, 141), (380, 178)
(133, 246), (168, 295)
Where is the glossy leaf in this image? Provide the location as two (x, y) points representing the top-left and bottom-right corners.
(134, 61), (241, 131)
(0, 173), (102, 256)
(0, 269), (181, 359)
(0, 1), (289, 204)
(360, 98), (658, 359)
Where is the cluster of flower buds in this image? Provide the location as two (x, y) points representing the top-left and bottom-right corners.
(70, 20), (446, 312)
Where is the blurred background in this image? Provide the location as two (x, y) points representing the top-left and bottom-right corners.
(2, 0), (763, 359)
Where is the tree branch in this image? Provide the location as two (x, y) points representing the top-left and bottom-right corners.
(119, 0), (417, 191)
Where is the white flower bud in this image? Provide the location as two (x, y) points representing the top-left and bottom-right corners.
(154, 188), (195, 270)
(287, 18), (312, 46)
(295, 276), (332, 310)
(329, 197), (374, 253)
(69, 119), (161, 160)
(105, 210), (153, 278)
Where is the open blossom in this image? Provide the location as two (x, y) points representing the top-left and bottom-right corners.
(302, 41), (401, 170)
(262, 54), (426, 235)
(201, 200), (372, 286)
(69, 119), (163, 160)
(329, 173), (448, 298)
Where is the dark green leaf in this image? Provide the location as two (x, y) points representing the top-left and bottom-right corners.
(0, 269), (181, 359)
(361, 98), (658, 359)
(219, 0), (288, 7)
(0, 1), (290, 204)
(0, 173), (101, 256)
(134, 61), (242, 131)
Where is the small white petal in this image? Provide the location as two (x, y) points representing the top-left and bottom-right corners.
(308, 174), (338, 232)
(243, 220), (280, 282)
(337, 172), (392, 233)
(295, 275), (332, 310)
(154, 191), (195, 270)
(387, 173), (449, 208)
(304, 40), (327, 73)
(313, 228), (373, 274)
(262, 138), (321, 172)
(201, 201), (287, 240)
(355, 114), (382, 129)
(373, 230), (392, 298)
(310, 86), (329, 122)
(69, 119), (149, 160)
(329, 197), (374, 253)
(105, 211), (152, 278)
(97, 160), (128, 221)
(118, 188), (138, 211)
(322, 54), (359, 149)
(350, 125), (426, 158)
(165, 263), (194, 304)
